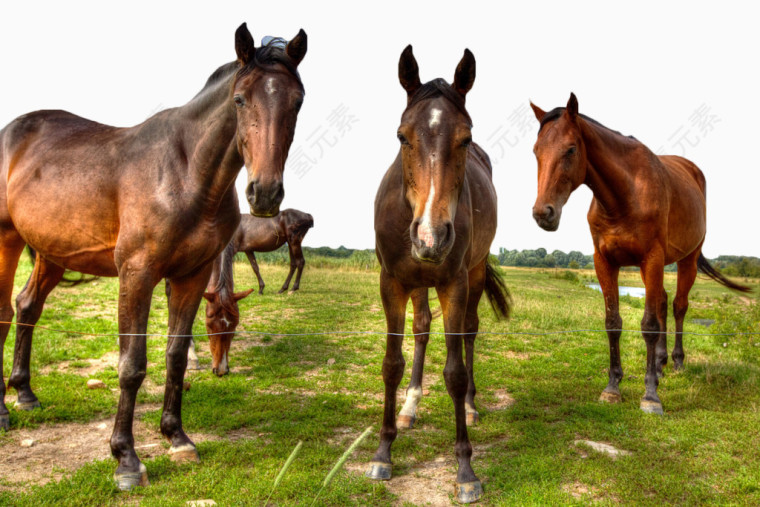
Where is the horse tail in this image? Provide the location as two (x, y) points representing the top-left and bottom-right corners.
(697, 253), (752, 293)
(484, 260), (512, 320)
(25, 245), (100, 287)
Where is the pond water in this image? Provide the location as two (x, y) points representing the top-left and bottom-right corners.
(586, 283), (646, 298)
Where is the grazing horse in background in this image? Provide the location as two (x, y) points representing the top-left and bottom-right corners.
(0, 23), (307, 489)
(366, 46), (510, 504)
(529, 93), (750, 415)
(186, 242), (254, 376)
(232, 209), (314, 294)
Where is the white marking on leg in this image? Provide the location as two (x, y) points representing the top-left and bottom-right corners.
(428, 108), (442, 129)
(399, 386), (423, 417)
(187, 338), (198, 362)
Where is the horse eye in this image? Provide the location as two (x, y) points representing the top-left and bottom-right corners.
(461, 137), (473, 148)
(294, 99), (303, 112)
(566, 146), (576, 156)
(397, 132), (409, 145)
(233, 95), (245, 107)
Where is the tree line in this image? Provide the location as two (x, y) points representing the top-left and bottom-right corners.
(246, 245), (760, 278)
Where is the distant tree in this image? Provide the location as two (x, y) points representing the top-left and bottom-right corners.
(568, 260), (580, 269)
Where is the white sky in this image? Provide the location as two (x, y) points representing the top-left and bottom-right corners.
(1, 1), (758, 257)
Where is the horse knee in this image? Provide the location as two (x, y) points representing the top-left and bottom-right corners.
(382, 355), (405, 385)
(413, 310), (431, 335)
(443, 364), (468, 398)
(605, 313), (622, 331)
(641, 311), (660, 339)
(118, 361), (147, 390)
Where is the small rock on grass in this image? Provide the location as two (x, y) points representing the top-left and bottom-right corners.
(187, 501), (217, 506)
(21, 438), (35, 448)
(87, 379), (107, 390)
(574, 439), (631, 459)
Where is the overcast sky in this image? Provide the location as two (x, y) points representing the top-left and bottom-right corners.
(1, 1), (757, 257)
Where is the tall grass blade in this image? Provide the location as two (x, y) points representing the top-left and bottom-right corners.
(264, 440), (302, 506)
(311, 426), (373, 506)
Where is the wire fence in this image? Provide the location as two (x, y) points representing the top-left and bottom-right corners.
(1, 320), (758, 339)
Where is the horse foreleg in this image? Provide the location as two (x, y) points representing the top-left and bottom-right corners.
(397, 288), (430, 429)
(673, 251), (699, 371)
(640, 252), (666, 415)
(162, 266), (213, 463)
(290, 242), (306, 292)
(0, 237), (24, 431)
(439, 269), (482, 503)
(279, 242), (299, 293)
(245, 251), (265, 294)
(8, 257), (64, 411)
(463, 260), (486, 427)
(111, 267), (157, 491)
(595, 252), (624, 404)
(366, 270), (409, 481)
(641, 270), (669, 377)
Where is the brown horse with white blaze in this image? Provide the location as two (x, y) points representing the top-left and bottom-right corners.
(366, 46), (510, 504)
(232, 209), (314, 294)
(530, 93), (750, 415)
(0, 23), (306, 489)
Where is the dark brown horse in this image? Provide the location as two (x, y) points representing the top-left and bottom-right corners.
(191, 242), (254, 377)
(366, 46), (510, 504)
(232, 209), (314, 294)
(0, 23), (307, 489)
(530, 93), (750, 415)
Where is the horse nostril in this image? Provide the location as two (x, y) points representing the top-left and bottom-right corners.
(246, 181), (257, 203)
(440, 221), (455, 250)
(545, 205), (555, 221)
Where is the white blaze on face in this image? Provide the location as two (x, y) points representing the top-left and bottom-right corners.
(265, 77), (277, 96)
(418, 172), (436, 248)
(219, 350), (229, 374)
(428, 108), (442, 129)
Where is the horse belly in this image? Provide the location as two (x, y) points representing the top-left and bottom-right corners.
(7, 166), (120, 276)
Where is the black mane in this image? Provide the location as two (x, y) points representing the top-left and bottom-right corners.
(539, 107), (635, 140)
(407, 78), (471, 124)
(214, 241), (240, 318)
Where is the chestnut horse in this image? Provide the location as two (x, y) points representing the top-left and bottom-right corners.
(232, 209), (314, 294)
(188, 242), (254, 377)
(0, 23), (307, 489)
(530, 93), (750, 415)
(366, 46), (510, 504)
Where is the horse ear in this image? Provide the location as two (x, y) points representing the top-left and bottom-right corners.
(566, 92), (579, 119)
(233, 288), (255, 301)
(286, 29), (307, 66)
(453, 48), (476, 97)
(235, 22), (256, 65)
(398, 45), (421, 97)
(530, 101), (546, 122)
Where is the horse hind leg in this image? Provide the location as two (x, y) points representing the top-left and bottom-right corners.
(463, 260), (487, 426)
(7, 255), (64, 411)
(397, 288), (431, 429)
(673, 252), (699, 371)
(655, 288), (669, 378)
(0, 235), (25, 430)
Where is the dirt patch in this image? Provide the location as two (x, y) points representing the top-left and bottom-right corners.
(562, 481), (601, 500)
(39, 350), (120, 377)
(347, 455), (457, 506)
(486, 389), (516, 410)
(0, 403), (220, 490)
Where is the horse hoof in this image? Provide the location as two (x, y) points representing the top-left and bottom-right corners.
(114, 463), (149, 491)
(397, 414), (415, 429)
(673, 361), (684, 372)
(169, 444), (200, 463)
(187, 359), (201, 371)
(14, 399), (41, 411)
(455, 480), (484, 504)
(599, 391), (621, 404)
(365, 461), (392, 480)
(466, 411), (479, 426)
(640, 400), (664, 415)
(0, 414), (9, 431)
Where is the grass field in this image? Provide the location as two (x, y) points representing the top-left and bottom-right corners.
(1, 256), (759, 505)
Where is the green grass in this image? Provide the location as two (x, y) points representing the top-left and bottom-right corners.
(1, 257), (759, 505)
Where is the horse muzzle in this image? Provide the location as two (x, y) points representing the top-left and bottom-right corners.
(410, 219), (455, 264)
(532, 204), (561, 231)
(246, 179), (284, 217)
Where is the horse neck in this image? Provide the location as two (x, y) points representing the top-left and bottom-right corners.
(178, 68), (243, 211)
(580, 119), (640, 217)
